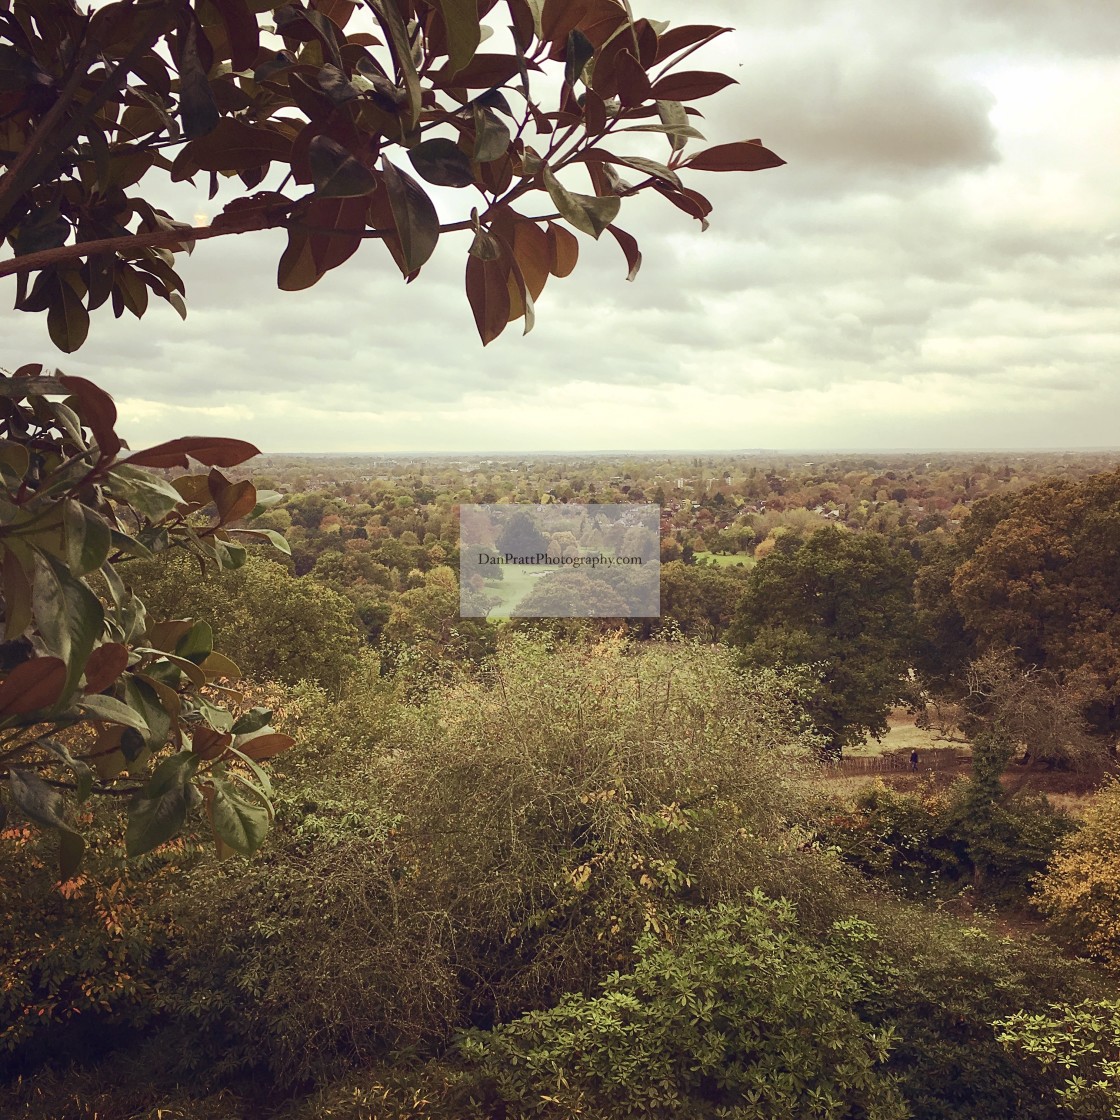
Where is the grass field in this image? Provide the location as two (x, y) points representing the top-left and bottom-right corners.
(693, 551), (756, 569)
(483, 566), (551, 618)
(843, 710), (964, 757)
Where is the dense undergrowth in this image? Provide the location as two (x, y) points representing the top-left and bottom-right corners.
(3, 638), (1118, 1119)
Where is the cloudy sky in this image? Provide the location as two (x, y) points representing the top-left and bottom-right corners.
(7, 0), (1120, 452)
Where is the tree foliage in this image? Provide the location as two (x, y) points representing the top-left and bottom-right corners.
(948, 470), (1120, 733)
(728, 527), (916, 754)
(0, 0), (783, 349)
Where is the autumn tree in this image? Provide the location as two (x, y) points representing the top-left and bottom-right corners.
(949, 471), (1120, 734)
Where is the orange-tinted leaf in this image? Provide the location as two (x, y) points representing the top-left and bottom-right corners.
(123, 436), (260, 469)
(684, 140), (786, 172)
(466, 252), (512, 345)
(433, 52), (523, 87)
(654, 24), (731, 63)
(0, 657), (67, 716)
(546, 221), (578, 277)
(314, 0), (358, 31)
(215, 480), (257, 525)
(83, 643), (129, 693)
(193, 726), (233, 760)
(607, 224), (641, 281)
(653, 181), (713, 226)
(651, 70), (736, 101)
(279, 195), (367, 289)
(238, 732), (295, 761)
(58, 375), (121, 458)
(513, 218), (551, 300)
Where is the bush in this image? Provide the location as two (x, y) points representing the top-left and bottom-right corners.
(996, 1000), (1120, 1119)
(1034, 779), (1120, 966)
(456, 895), (907, 1120)
(822, 778), (1075, 905)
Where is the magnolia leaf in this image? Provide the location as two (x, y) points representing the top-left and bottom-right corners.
(685, 140), (786, 172)
(651, 70), (737, 101)
(176, 619), (214, 664)
(63, 499), (112, 576)
(124, 436), (260, 470)
(564, 28), (593, 88)
(472, 105), (511, 163)
(607, 224), (642, 281)
(228, 527), (292, 555)
(231, 706), (273, 735)
(309, 136), (377, 197)
(206, 772), (270, 856)
(9, 768), (85, 877)
(43, 738), (95, 803)
(380, 157), (439, 274)
(408, 138), (475, 188)
(0, 656), (67, 716)
(78, 693), (151, 734)
(32, 553), (104, 700)
(47, 280), (89, 353)
(435, 0), (481, 75)
(105, 464), (183, 520)
(126, 751), (199, 856)
(542, 166), (619, 239)
(122, 676), (171, 747)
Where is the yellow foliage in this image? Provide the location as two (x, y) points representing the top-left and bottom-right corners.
(1035, 778), (1120, 966)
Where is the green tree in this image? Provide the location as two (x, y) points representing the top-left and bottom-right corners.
(727, 527), (916, 754)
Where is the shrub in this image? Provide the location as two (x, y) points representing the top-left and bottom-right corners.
(456, 895), (908, 1120)
(1034, 779), (1120, 966)
(996, 1000), (1120, 1119)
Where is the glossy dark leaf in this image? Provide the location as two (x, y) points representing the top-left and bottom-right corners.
(408, 137), (475, 187)
(126, 751), (199, 856)
(63, 499), (112, 576)
(564, 28), (593, 89)
(47, 281), (89, 353)
(472, 105), (511, 163)
(435, 0), (481, 75)
(32, 553), (104, 700)
(309, 135), (377, 197)
(177, 15), (220, 139)
(212, 0), (260, 71)
(380, 157), (440, 274)
(466, 251), (511, 345)
(207, 771), (270, 855)
(607, 223), (642, 281)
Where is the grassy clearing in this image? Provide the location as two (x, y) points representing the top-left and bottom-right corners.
(845, 710), (964, 757)
(693, 551), (756, 569)
(483, 566), (551, 618)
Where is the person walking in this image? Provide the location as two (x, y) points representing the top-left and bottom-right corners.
(909, 748), (919, 772)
